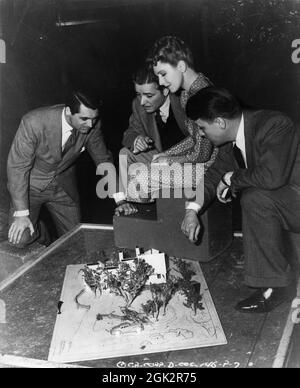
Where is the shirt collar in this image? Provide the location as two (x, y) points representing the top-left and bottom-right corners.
(62, 107), (73, 134)
(235, 113), (244, 150)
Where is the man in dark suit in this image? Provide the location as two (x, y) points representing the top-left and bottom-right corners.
(182, 86), (300, 313)
(7, 90), (136, 247)
(118, 65), (189, 197)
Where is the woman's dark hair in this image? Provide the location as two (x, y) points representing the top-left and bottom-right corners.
(147, 35), (194, 69)
(65, 90), (102, 114)
(186, 87), (242, 122)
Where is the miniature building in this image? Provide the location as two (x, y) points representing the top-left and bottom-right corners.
(136, 250), (167, 284)
(120, 248), (167, 284)
(83, 248), (167, 291)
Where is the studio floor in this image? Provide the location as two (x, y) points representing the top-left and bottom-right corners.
(0, 226), (298, 368)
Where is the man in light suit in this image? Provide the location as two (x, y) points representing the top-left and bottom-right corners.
(118, 65), (189, 198)
(7, 90), (136, 247)
(182, 86), (300, 313)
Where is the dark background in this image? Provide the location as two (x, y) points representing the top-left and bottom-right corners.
(1, 0), (300, 231)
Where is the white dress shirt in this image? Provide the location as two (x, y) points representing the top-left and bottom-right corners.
(61, 107), (74, 150)
(235, 114), (247, 168)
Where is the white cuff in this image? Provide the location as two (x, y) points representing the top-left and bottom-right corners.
(113, 192), (126, 203)
(185, 201), (201, 213)
(13, 209), (30, 217)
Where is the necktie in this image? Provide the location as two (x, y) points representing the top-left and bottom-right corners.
(62, 129), (77, 156)
(155, 112), (165, 130)
(233, 144), (246, 169)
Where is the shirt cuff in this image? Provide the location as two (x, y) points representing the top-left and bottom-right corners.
(113, 192), (126, 204)
(13, 209), (30, 217)
(185, 201), (201, 213)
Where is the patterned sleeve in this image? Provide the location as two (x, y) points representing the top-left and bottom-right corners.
(164, 119), (213, 163)
(163, 72), (214, 163)
(187, 146), (219, 188)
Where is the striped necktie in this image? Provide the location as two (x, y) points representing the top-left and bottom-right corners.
(62, 129), (77, 155)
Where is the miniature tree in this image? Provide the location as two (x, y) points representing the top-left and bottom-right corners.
(80, 253), (203, 325)
(148, 284), (164, 321)
(103, 258), (154, 307)
(141, 299), (157, 318)
(160, 277), (178, 315)
(80, 263), (104, 295)
(143, 278), (178, 320)
(172, 258), (204, 315)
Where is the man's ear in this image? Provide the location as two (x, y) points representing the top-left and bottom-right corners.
(177, 60), (187, 73)
(65, 106), (71, 116)
(215, 117), (226, 129)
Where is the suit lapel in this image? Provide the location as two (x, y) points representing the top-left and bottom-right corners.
(56, 140), (80, 177)
(63, 133), (85, 157)
(243, 110), (255, 168)
(169, 93), (189, 136)
(45, 105), (64, 162)
(57, 133), (87, 175)
(140, 107), (163, 152)
(150, 114), (163, 152)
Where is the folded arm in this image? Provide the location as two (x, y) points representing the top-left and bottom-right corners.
(164, 121), (213, 164)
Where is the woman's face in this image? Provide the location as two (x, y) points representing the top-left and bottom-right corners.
(153, 61), (184, 93)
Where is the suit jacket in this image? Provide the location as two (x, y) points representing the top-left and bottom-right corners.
(122, 93), (189, 152)
(199, 109), (300, 210)
(7, 104), (113, 211)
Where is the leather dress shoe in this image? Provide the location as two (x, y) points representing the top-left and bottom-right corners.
(235, 287), (288, 313)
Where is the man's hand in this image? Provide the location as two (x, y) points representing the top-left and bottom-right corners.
(133, 136), (154, 154)
(114, 201), (138, 216)
(216, 172), (234, 203)
(8, 216), (34, 245)
(152, 152), (169, 164)
(181, 209), (201, 243)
